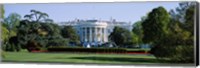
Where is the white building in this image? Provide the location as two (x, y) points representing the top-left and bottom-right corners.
(59, 19), (132, 47)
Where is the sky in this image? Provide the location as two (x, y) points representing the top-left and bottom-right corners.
(4, 2), (180, 23)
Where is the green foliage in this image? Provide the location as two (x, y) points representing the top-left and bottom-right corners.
(132, 21), (144, 46)
(24, 9), (53, 23)
(151, 35), (194, 63)
(40, 22), (61, 36)
(26, 40), (41, 52)
(4, 13), (21, 31)
(169, 2), (195, 35)
(46, 36), (68, 47)
(2, 13), (21, 51)
(169, 2), (195, 22)
(183, 5), (195, 35)
(109, 26), (134, 47)
(16, 20), (67, 50)
(0, 5), (5, 18)
(1, 25), (9, 42)
(142, 6), (170, 44)
(14, 10), (67, 51)
(61, 26), (80, 44)
(149, 2), (195, 63)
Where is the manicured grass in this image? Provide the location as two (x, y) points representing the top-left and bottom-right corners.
(2, 51), (164, 64)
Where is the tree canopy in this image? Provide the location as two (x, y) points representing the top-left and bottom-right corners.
(4, 10), (68, 52)
(132, 21), (144, 46)
(142, 6), (170, 44)
(109, 26), (134, 47)
(147, 2), (195, 63)
(61, 26), (80, 44)
(24, 9), (53, 23)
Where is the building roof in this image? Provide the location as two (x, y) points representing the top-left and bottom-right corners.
(58, 19), (130, 26)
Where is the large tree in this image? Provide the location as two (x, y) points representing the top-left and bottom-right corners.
(24, 9), (53, 23)
(169, 2), (195, 35)
(16, 10), (66, 51)
(3, 13), (21, 51)
(141, 6), (170, 44)
(150, 2), (195, 63)
(4, 13), (21, 34)
(1, 5), (6, 41)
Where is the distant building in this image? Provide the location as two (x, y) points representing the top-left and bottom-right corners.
(59, 19), (132, 47)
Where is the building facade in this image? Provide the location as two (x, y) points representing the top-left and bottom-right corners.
(59, 19), (132, 47)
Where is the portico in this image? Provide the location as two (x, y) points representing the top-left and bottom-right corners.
(82, 27), (106, 42)
(79, 22), (108, 46)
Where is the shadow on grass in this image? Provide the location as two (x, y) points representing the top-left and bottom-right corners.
(68, 56), (169, 63)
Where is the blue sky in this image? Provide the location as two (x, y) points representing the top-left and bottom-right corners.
(4, 2), (180, 23)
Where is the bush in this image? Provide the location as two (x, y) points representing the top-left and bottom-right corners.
(150, 45), (194, 63)
(5, 43), (15, 52)
(170, 45), (194, 63)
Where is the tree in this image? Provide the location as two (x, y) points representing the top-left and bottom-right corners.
(4, 13), (21, 37)
(15, 10), (64, 51)
(24, 9), (53, 23)
(17, 20), (65, 50)
(141, 6), (170, 44)
(61, 26), (80, 44)
(169, 2), (195, 22)
(132, 21), (144, 46)
(1, 4), (6, 42)
(149, 2), (195, 63)
(183, 5), (195, 35)
(1, 5), (5, 40)
(169, 2), (196, 35)
(46, 36), (68, 48)
(1, 25), (9, 51)
(3, 13), (21, 51)
(109, 26), (134, 47)
(0, 5), (5, 19)
(142, 6), (172, 60)
(39, 23), (61, 36)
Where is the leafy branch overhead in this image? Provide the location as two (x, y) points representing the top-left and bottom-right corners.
(24, 9), (53, 23)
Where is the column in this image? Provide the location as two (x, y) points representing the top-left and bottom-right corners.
(84, 27), (87, 42)
(81, 27), (83, 42)
(102, 28), (104, 42)
(95, 27), (97, 42)
(92, 27), (95, 42)
(97, 27), (100, 42)
(101, 27), (103, 42)
(104, 27), (107, 42)
(99, 28), (102, 42)
(89, 27), (92, 42)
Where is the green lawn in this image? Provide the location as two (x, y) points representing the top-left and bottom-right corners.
(2, 51), (167, 64)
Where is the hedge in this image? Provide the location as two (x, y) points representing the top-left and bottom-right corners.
(48, 47), (126, 53)
(47, 47), (150, 54)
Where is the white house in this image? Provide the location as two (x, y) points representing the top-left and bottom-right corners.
(59, 19), (132, 47)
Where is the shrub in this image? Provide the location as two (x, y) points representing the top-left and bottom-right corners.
(170, 45), (194, 63)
